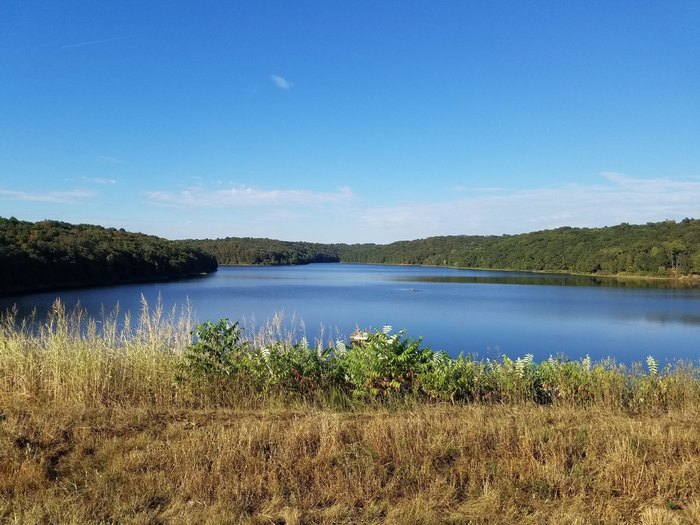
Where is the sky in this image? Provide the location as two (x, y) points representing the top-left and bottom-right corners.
(1, 1), (699, 244)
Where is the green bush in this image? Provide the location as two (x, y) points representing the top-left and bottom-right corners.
(261, 338), (345, 394)
(179, 319), (252, 381)
(342, 326), (433, 398)
(175, 318), (700, 409)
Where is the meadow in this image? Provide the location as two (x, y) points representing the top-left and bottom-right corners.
(1, 299), (699, 524)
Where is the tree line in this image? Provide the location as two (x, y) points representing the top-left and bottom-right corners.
(0, 217), (218, 295)
(3, 217), (698, 297)
(336, 219), (700, 276)
(184, 237), (341, 266)
(188, 219), (700, 277)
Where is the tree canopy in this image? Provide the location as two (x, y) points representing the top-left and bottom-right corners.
(4, 217), (699, 297)
(335, 219), (700, 277)
(0, 217), (217, 295)
(188, 219), (700, 278)
(184, 237), (342, 266)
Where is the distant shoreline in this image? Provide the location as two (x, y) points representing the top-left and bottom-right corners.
(218, 260), (700, 287)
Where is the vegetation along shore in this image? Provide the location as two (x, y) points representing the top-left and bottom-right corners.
(0, 217), (217, 296)
(187, 218), (700, 278)
(2, 217), (699, 522)
(2, 217), (700, 296)
(1, 301), (699, 523)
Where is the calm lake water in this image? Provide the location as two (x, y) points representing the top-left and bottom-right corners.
(2, 264), (700, 364)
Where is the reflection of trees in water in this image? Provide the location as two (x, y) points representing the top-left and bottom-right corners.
(390, 274), (700, 289)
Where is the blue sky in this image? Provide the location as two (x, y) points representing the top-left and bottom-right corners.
(1, 1), (699, 243)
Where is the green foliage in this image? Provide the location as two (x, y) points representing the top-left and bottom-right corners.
(177, 219), (700, 278)
(184, 236), (341, 266)
(3, 300), (699, 410)
(342, 326), (433, 398)
(0, 217), (218, 295)
(417, 353), (488, 402)
(180, 319), (250, 379)
(5, 218), (699, 296)
(179, 320), (346, 398)
(335, 219), (700, 278)
(176, 318), (700, 410)
(261, 339), (345, 394)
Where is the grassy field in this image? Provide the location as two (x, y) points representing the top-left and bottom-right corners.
(1, 300), (699, 524)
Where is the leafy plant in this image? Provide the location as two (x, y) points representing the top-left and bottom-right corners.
(179, 319), (251, 382)
(261, 338), (345, 395)
(417, 352), (488, 402)
(343, 326), (432, 398)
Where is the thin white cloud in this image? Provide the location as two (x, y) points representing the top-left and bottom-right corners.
(270, 74), (292, 90)
(600, 171), (699, 193)
(145, 184), (355, 208)
(96, 155), (125, 165)
(61, 36), (133, 50)
(0, 188), (95, 204)
(82, 176), (117, 185)
(357, 173), (700, 242)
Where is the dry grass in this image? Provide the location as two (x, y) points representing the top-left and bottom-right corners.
(2, 301), (700, 523)
(0, 299), (196, 408)
(1, 403), (699, 524)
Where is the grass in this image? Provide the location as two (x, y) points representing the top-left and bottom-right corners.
(1, 300), (700, 524)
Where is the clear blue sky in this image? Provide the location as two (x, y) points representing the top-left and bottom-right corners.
(1, 1), (699, 243)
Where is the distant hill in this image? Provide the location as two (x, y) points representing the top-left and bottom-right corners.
(190, 219), (700, 278)
(0, 217), (218, 296)
(336, 219), (700, 277)
(3, 218), (698, 297)
(184, 237), (341, 266)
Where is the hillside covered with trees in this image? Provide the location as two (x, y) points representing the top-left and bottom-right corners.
(337, 219), (700, 277)
(3, 218), (698, 297)
(185, 237), (341, 266)
(189, 219), (700, 278)
(0, 217), (218, 295)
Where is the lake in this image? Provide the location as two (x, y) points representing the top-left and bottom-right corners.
(2, 263), (699, 364)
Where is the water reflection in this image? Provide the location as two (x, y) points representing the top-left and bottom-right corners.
(642, 313), (700, 326)
(389, 273), (700, 289)
(1, 264), (699, 363)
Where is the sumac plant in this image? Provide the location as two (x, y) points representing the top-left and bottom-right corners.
(179, 319), (252, 382)
(175, 317), (692, 408)
(261, 338), (345, 394)
(343, 326), (433, 398)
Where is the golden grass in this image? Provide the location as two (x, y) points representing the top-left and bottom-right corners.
(1, 300), (700, 523)
(0, 299), (196, 408)
(1, 403), (699, 524)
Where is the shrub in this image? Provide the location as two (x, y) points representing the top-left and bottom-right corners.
(261, 338), (346, 395)
(179, 319), (252, 381)
(342, 326), (433, 399)
(130, 314), (700, 410)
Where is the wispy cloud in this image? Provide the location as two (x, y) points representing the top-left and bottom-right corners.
(599, 171), (699, 193)
(270, 74), (292, 90)
(357, 173), (700, 242)
(96, 155), (125, 165)
(82, 176), (117, 185)
(61, 35), (133, 50)
(145, 184), (355, 208)
(0, 188), (95, 204)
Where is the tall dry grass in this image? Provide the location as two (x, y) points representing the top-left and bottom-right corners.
(1, 404), (699, 524)
(2, 298), (699, 411)
(0, 298), (193, 408)
(1, 300), (700, 523)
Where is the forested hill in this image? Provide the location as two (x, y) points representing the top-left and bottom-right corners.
(184, 237), (342, 266)
(188, 219), (700, 278)
(3, 218), (698, 296)
(0, 218), (218, 295)
(337, 219), (700, 277)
